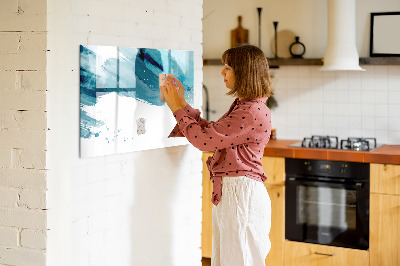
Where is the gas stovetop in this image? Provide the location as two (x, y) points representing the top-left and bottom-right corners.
(289, 135), (382, 151)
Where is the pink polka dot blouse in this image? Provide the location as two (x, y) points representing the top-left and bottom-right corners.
(168, 97), (272, 206)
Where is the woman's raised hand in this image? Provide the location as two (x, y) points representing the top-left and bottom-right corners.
(161, 76), (186, 113)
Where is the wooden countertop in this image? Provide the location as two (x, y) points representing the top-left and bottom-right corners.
(263, 139), (400, 165)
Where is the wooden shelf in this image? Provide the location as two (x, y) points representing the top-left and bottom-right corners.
(359, 57), (400, 65)
(268, 58), (322, 67)
(202, 59), (223, 66)
(203, 58), (323, 67)
(203, 57), (400, 67)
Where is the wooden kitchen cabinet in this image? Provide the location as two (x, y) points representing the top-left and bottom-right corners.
(370, 163), (400, 195)
(264, 184), (285, 266)
(370, 193), (400, 266)
(370, 163), (400, 266)
(201, 154), (286, 266)
(262, 156), (285, 266)
(261, 156), (285, 186)
(202, 152), (213, 258)
(284, 241), (369, 266)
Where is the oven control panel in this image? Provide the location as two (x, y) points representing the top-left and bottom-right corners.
(286, 158), (369, 180)
(318, 162), (331, 173)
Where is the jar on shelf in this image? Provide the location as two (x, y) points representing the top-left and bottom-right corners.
(289, 36), (306, 58)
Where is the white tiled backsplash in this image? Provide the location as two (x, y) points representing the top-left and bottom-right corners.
(203, 65), (400, 145)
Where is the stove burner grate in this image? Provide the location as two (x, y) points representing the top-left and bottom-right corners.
(298, 136), (378, 151)
(301, 135), (339, 149)
(340, 137), (377, 151)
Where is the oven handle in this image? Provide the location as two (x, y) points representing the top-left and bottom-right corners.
(286, 177), (364, 189)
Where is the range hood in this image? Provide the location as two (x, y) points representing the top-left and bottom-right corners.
(320, 0), (365, 71)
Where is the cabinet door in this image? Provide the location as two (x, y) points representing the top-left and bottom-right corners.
(284, 241), (369, 266)
(261, 156), (285, 185)
(264, 184), (284, 266)
(202, 152), (213, 258)
(370, 163), (400, 195)
(370, 193), (400, 266)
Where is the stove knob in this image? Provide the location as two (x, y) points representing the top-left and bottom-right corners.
(340, 164), (347, 174)
(305, 162), (312, 171)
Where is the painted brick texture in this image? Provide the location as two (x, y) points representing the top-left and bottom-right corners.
(0, 227), (19, 247)
(21, 229), (47, 249)
(0, 0), (47, 265)
(46, 0), (203, 265)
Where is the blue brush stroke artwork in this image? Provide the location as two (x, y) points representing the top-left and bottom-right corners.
(80, 45), (194, 143)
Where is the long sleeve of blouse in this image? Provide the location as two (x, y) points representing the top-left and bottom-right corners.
(170, 105), (257, 151)
(168, 104), (210, 138)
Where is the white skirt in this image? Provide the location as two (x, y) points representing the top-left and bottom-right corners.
(212, 176), (271, 266)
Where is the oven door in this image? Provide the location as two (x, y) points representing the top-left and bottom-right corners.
(285, 177), (369, 250)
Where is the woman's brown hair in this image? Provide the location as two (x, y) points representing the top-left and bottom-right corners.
(221, 44), (273, 99)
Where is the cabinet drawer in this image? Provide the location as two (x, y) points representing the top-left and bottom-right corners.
(284, 241), (369, 266)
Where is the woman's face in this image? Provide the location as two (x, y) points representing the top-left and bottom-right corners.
(220, 64), (235, 89)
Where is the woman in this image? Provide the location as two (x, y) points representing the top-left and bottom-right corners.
(161, 44), (273, 266)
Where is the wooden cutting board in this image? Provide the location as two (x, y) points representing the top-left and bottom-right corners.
(231, 16), (249, 48)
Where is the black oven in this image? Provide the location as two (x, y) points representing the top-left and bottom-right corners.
(285, 158), (369, 250)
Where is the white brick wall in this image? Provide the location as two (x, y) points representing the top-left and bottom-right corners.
(0, 227), (19, 247)
(0, 0), (48, 265)
(0, 208), (46, 230)
(0, 187), (19, 208)
(46, 1), (203, 266)
(0, 169), (47, 189)
(3, 0), (203, 264)
(0, 247), (46, 266)
(21, 229), (47, 250)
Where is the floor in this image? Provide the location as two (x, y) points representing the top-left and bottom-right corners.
(202, 257), (211, 266)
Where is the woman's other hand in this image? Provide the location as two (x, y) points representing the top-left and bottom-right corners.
(161, 77), (185, 113)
